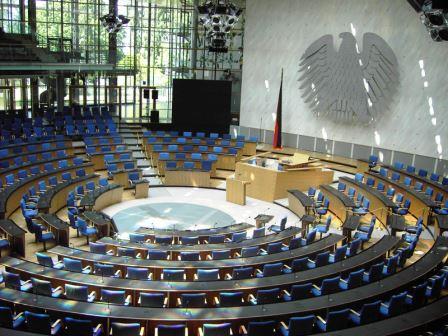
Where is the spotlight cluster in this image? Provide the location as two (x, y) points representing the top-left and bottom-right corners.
(197, 0), (243, 53)
(421, 0), (448, 41)
(100, 13), (131, 34)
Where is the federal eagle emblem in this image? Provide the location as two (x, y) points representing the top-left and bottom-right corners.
(298, 32), (399, 123)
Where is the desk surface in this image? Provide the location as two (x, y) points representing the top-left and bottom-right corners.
(4, 235), (398, 294)
(1, 236), (443, 322)
(136, 223), (253, 237)
(287, 189), (315, 207)
(37, 174), (99, 211)
(96, 227), (302, 253)
(368, 172), (437, 208)
(0, 163), (94, 213)
(39, 213), (69, 230)
(339, 177), (396, 208)
(83, 211), (112, 227)
(319, 185), (356, 208)
(50, 233), (340, 271)
(0, 219), (26, 237)
(79, 184), (122, 207)
(320, 295), (448, 336)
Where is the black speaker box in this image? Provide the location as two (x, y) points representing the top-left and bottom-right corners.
(150, 110), (159, 123)
(143, 89), (150, 99)
(152, 89), (159, 100)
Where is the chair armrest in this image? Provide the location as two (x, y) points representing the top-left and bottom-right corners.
(52, 286), (63, 293)
(13, 312), (24, 320)
(255, 269), (262, 275)
(282, 289), (290, 296)
(203, 240), (209, 244)
(381, 302), (388, 308)
(148, 272), (153, 280)
(259, 248), (267, 254)
(139, 327), (145, 336)
(239, 325), (248, 335)
(283, 264), (291, 270)
(308, 259), (315, 265)
(107, 249), (114, 255)
(206, 255), (212, 260)
(349, 309), (360, 316)
(22, 279), (32, 284)
(316, 315), (326, 324)
(83, 265), (91, 272)
(312, 284), (320, 290)
(214, 297), (220, 306)
(176, 298), (182, 306)
(114, 269), (122, 277)
(51, 319), (62, 328)
(177, 255), (181, 261)
(89, 291), (96, 300)
(198, 327), (204, 336)
(224, 238), (231, 242)
(125, 295), (132, 304)
(164, 297), (168, 307)
(194, 274), (198, 281)
(136, 252), (142, 259)
(247, 294), (256, 302)
(340, 278), (348, 284)
(94, 324), (102, 333)
(280, 321), (288, 330)
(234, 252), (241, 257)
(224, 273), (232, 280)
(281, 243), (288, 248)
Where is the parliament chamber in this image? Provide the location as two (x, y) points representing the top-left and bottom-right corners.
(0, 0), (447, 335)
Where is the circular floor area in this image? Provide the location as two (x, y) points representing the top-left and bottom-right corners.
(112, 202), (236, 233)
(102, 187), (300, 237)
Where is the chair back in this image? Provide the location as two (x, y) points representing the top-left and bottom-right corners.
(288, 315), (315, 336)
(252, 227), (265, 238)
(267, 242), (283, 254)
(247, 321), (276, 336)
(157, 324), (186, 336)
(203, 323), (232, 336)
(232, 267), (253, 280)
(25, 311), (52, 335)
(358, 300), (381, 324)
(197, 269), (219, 281)
(346, 269), (364, 289)
(180, 251), (200, 261)
(117, 247), (136, 258)
(163, 269), (185, 281)
(388, 292), (407, 315)
(256, 288), (280, 304)
(231, 231), (246, 242)
(90, 242), (107, 254)
(63, 257), (84, 273)
(208, 234), (225, 243)
(64, 317), (94, 336)
(181, 236), (199, 245)
(315, 251), (330, 267)
(65, 284), (89, 301)
(181, 293), (206, 307)
(140, 292), (166, 308)
(31, 278), (53, 296)
(219, 292), (243, 307)
(0, 306), (14, 328)
(101, 289), (126, 304)
(36, 253), (54, 267)
(291, 257), (308, 272)
(333, 245), (348, 262)
(262, 262), (283, 277)
(111, 322), (141, 336)
(325, 308), (350, 331)
(320, 276), (340, 295)
(148, 250), (168, 260)
(3, 271), (21, 289)
(94, 263), (116, 277)
(212, 250), (231, 260)
(290, 283), (313, 300)
(241, 246), (259, 258)
(127, 267), (149, 280)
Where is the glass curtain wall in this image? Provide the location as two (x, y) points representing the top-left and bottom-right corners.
(0, 0), (245, 122)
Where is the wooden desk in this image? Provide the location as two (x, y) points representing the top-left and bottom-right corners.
(159, 159), (217, 177)
(0, 163), (95, 219)
(80, 184), (124, 211)
(37, 174), (100, 214)
(287, 190), (315, 218)
(83, 211), (115, 238)
(236, 162), (333, 202)
(339, 177), (395, 225)
(112, 169), (141, 188)
(39, 214), (70, 247)
(164, 170), (211, 187)
(0, 219), (26, 257)
(135, 181), (149, 199)
(367, 172), (437, 226)
(320, 184), (356, 223)
(88, 151), (133, 170)
(226, 178), (249, 205)
(0, 235), (414, 327)
(342, 215), (361, 241)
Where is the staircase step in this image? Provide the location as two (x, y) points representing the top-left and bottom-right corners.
(137, 159), (151, 167)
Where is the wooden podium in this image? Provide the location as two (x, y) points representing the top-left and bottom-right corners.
(226, 178), (250, 205)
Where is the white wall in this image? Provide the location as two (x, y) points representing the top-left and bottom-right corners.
(240, 0), (448, 162)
